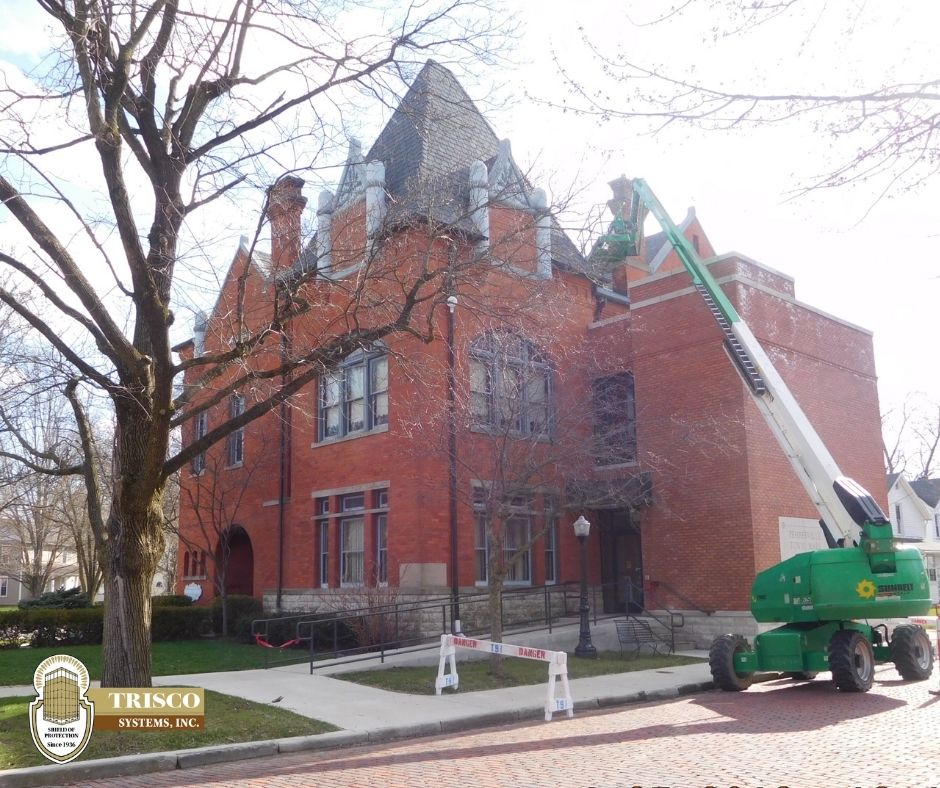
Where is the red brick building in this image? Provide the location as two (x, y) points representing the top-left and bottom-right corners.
(176, 61), (885, 638)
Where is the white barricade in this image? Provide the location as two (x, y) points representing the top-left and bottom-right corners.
(435, 634), (574, 721)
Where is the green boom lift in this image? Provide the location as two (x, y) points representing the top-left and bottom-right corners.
(601, 178), (934, 692)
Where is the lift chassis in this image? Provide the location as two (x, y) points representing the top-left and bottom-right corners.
(607, 178), (935, 692)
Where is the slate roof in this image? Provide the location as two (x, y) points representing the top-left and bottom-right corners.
(366, 61), (501, 199)
(354, 60), (590, 276)
(911, 478), (940, 509)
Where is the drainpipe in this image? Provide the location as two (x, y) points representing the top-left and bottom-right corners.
(276, 310), (291, 612)
(446, 287), (460, 634)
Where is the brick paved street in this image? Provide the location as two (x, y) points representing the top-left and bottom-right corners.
(86, 665), (940, 788)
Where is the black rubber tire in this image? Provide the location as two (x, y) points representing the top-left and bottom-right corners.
(891, 624), (935, 681)
(828, 630), (874, 692)
(709, 634), (754, 691)
(784, 671), (818, 681)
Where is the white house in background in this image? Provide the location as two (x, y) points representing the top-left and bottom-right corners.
(887, 473), (940, 602)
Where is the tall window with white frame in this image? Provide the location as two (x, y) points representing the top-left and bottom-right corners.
(192, 410), (208, 474)
(469, 333), (551, 436)
(0, 576), (7, 597)
(319, 348), (389, 441)
(340, 493), (365, 586)
(934, 513), (940, 539)
(227, 394), (245, 466)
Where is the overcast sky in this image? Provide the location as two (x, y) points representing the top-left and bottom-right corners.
(490, 0), (940, 425)
(1, 0), (936, 436)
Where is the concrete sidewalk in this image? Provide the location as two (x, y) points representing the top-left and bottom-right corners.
(0, 622), (716, 787)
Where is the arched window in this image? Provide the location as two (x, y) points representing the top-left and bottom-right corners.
(469, 333), (551, 436)
(318, 345), (389, 441)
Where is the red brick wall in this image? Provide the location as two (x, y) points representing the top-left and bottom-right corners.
(177, 194), (884, 620)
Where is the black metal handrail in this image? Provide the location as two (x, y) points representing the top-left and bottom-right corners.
(645, 578), (714, 616)
(623, 577), (686, 653)
(250, 582), (594, 670)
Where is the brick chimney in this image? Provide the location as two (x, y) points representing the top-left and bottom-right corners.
(267, 175), (307, 272)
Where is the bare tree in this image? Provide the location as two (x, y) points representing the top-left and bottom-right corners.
(552, 1), (939, 199)
(0, 382), (109, 601)
(0, 0), (505, 686)
(176, 434), (276, 636)
(57, 474), (105, 602)
(884, 393), (940, 480)
(415, 323), (648, 673)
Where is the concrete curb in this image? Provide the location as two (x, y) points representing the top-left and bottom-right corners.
(0, 680), (718, 787)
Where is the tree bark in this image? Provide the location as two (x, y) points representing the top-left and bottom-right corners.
(101, 405), (168, 687)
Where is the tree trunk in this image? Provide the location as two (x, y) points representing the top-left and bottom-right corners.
(100, 496), (164, 686)
(100, 406), (168, 687)
(487, 576), (504, 676)
(221, 591), (228, 638)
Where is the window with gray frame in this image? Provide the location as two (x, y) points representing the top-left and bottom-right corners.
(227, 394), (245, 466)
(316, 498), (330, 587)
(544, 516), (557, 584)
(340, 493), (365, 586)
(592, 372), (637, 465)
(319, 349), (388, 440)
(473, 488), (533, 585)
(376, 513), (388, 585)
(192, 411), (208, 474)
(469, 333), (550, 436)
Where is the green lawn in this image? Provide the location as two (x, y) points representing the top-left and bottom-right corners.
(340, 652), (703, 694)
(0, 640), (287, 687)
(0, 690), (336, 771)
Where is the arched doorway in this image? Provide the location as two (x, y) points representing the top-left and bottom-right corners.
(220, 525), (254, 597)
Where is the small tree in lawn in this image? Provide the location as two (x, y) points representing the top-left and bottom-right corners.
(445, 326), (645, 674)
(177, 430), (276, 637)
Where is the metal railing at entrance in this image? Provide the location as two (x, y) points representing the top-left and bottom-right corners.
(250, 582), (610, 671)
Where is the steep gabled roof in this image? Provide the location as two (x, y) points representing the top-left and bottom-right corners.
(911, 478), (940, 509)
(366, 60), (501, 199)
(305, 61), (590, 277)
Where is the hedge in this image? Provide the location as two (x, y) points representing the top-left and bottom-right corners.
(212, 594), (263, 641)
(152, 606), (210, 641)
(28, 608), (104, 647)
(151, 594), (194, 608)
(0, 605), (210, 647)
(0, 608), (28, 649)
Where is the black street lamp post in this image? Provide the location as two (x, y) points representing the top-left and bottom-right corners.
(573, 515), (597, 658)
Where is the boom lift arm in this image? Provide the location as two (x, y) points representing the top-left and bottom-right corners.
(601, 179), (933, 693)
(617, 178), (860, 544)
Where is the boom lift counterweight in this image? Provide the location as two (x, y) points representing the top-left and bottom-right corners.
(601, 178), (934, 692)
